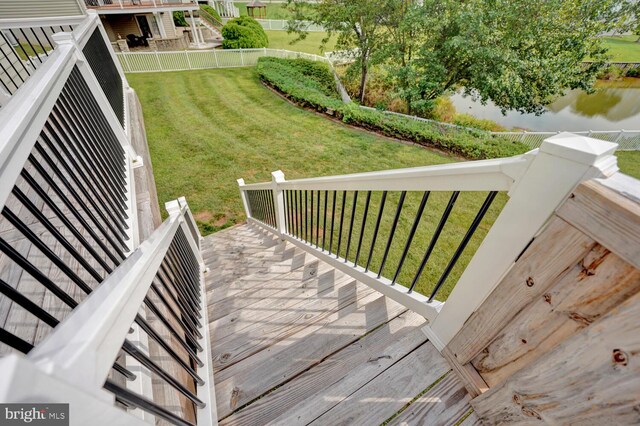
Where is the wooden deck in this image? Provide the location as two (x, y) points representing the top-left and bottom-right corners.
(204, 224), (475, 425)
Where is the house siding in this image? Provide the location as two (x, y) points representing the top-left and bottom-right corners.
(0, 0), (85, 18)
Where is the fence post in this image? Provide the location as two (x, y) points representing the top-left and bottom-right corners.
(271, 170), (286, 239)
(237, 178), (251, 219)
(185, 50), (192, 70)
(240, 49), (244, 66)
(425, 133), (619, 352)
(213, 49), (219, 68)
(614, 129), (625, 143)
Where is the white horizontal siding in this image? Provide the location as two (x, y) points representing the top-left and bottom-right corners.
(0, 0), (84, 18)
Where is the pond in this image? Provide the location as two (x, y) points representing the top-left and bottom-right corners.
(450, 79), (640, 131)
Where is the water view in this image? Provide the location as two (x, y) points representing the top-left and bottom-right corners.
(450, 79), (640, 131)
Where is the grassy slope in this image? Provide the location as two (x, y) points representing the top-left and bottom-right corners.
(602, 35), (640, 62)
(266, 30), (336, 55)
(128, 68), (639, 298)
(128, 68), (505, 299)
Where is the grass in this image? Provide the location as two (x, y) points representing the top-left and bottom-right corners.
(128, 68), (639, 299)
(15, 42), (50, 60)
(266, 30), (336, 55)
(602, 35), (640, 62)
(128, 68), (508, 299)
(617, 151), (640, 179)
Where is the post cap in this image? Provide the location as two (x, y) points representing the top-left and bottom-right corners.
(540, 132), (617, 166)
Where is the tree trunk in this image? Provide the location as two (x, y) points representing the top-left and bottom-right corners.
(358, 61), (368, 104)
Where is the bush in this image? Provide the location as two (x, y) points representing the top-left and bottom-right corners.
(626, 67), (640, 78)
(221, 16), (268, 49)
(256, 57), (528, 160)
(173, 11), (187, 27)
(200, 4), (222, 23)
(597, 65), (622, 81)
(452, 113), (506, 132)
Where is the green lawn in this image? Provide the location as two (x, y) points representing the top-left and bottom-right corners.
(266, 30), (336, 55)
(602, 35), (640, 62)
(128, 68), (507, 299)
(128, 68), (639, 299)
(618, 151), (640, 179)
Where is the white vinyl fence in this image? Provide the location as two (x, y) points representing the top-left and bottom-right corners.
(117, 48), (327, 72)
(116, 49), (640, 151)
(220, 18), (326, 32)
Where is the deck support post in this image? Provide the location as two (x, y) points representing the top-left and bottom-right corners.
(271, 170), (286, 239)
(237, 178), (251, 219)
(427, 133), (619, 352)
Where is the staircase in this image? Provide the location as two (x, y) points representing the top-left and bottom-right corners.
(203, 224), (476, 425)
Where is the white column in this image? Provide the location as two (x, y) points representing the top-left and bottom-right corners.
(188, 10), (203, 47)
(271, 170), (286, 239)
(154, 12), (167, 39)
(425, 133), (619, 350)
(237, 178), (251, 219)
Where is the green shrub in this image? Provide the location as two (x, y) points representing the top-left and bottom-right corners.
(221, 16), (268, 49)
(597, 65), (622, 80)
(173, 11), (187, 27)
(256, 57), (529, 160)
(452, 113), (506, 132)
(626, 67), (640, 78)
(200, 4), (222, 23)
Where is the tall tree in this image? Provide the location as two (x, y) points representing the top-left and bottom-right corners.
(287, 0), (391, 103)
(386, 0), (615, 115)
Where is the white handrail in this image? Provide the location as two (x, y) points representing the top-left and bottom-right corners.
(241, 155), (530, 192)
(238, 133), (620, 347)
(0, 42), (76, 211)
(28, 206), (183, 389)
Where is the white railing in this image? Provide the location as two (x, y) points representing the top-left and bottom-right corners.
(0, 12), (216, 426)
(0, 199), (215, 426)
(237, 133), (619, 351)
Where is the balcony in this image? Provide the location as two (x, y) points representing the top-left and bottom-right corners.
(84, 0), (198, 13)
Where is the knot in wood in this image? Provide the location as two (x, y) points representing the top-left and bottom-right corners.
(525, 277), (534, 287)
(613, 349), (628, 366)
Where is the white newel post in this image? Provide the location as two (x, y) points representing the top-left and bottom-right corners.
(424, 133), (619, 351)
(237, 178), (251, 219)
(271, 170), (286, 238)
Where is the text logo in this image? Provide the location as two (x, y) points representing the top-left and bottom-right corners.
(0, 404), (68, 426)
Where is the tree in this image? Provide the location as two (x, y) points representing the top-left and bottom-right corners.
(287, 0), (392, 103)
(221, 16), (269, 49)
(386, 0), (615, 115)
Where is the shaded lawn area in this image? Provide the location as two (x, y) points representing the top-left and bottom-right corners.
(602, 35), (640, 62)
(266, 30), (336, 55)
(128, 68), (639, 299)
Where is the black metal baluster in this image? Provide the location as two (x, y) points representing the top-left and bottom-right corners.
(304, 190), (309, 242)
(329, 190), (336, 254)
(377, 191), (407, 278)
(310, 190), (314, 244)
(365, 191), (387, 272)
(391, 191), (430, 285)
(10, 30), (36, 69)
(315, 190), (320, 248)
(336, 191), (347, 258)
(409, 191), (459, 293)
(428, 191), (498, 302)
(293, 190), (299, 237)
(344, 191), (359, 263)
(354, 191), (372, 267)
(322, 190), (328, 251)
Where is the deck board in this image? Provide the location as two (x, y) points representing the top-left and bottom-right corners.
(205, 223), (472, 425)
